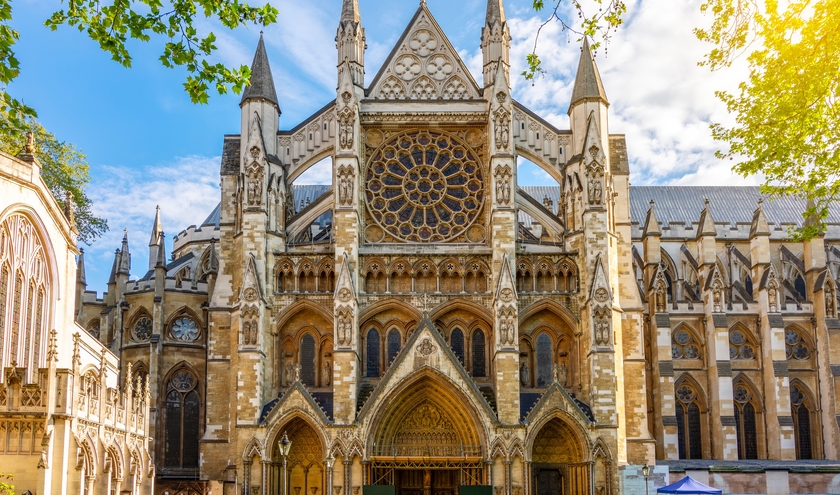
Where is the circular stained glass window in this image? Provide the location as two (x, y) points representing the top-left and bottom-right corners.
(170, 370), (197, 392)
(171, 316), (199, 342)
(133, 317), (153, 341)
(784, 328), (810, 360)
(365, 130), (484, 242)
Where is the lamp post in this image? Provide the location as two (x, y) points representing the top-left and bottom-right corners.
(280, 432), (292, 495)
(641, 463), (650, 495)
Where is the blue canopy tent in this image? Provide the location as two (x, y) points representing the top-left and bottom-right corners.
(657, 475), (722, 494)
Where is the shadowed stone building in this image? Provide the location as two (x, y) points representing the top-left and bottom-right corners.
(72, 1), (840, 494)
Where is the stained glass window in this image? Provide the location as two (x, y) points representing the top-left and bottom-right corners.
(365, 130), (484, 242)
(729, 328), (756, 359)
(387, 328), (401, 365)
(451, 328), (464, 365)
(536, 333), (552, 387)
(672, 329), (701, 359)
(676, 384), (703, 459)
(301, 334), (317, 386)
(471, 329), (485, 377)
(133, 317), (153, 341)
(171, 316), (199, 342)
(164, 368), (200, 469)
(366, 329), (381, 378)
(791, 385), (814, 459)
(785, 328), (810, 360)
(733, 384), (758, 459)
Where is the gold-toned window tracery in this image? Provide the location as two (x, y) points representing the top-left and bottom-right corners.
(365, 130), (485, 243)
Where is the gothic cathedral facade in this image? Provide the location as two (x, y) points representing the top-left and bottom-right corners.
(67, 1), (840, 494)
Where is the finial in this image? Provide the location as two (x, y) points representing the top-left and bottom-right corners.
(649, 200), (654, 207)
(25, 131), (35, 154)
(704, 198), (710, 207)
(758, 197), (763, 205)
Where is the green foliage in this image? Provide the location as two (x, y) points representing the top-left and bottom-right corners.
(524, 0), (626, 81)
(0, 0), (277, 135)
(0, 118), (108, 244)
(696, 0), (840, 239)
(0, 472), (13, 495)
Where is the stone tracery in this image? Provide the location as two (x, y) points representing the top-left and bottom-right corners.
(365, 130), (485, 242)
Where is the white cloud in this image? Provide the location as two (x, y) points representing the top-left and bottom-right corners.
(83, 156), (221, 290)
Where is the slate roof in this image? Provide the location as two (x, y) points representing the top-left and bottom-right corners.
(241, 34), (279, 107)
(220, 135), (240, 176)
(629, 186), (840, 228)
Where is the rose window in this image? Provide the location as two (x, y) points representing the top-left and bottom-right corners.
(170, 370), (197, 392)
(133, 317), (153, 341)
(784, 328), (810, 360)
(365, 130), (485, 242)
(171, 316), (199, 342)
(729, 329), (756, 359)
(672, 329), (700, 359)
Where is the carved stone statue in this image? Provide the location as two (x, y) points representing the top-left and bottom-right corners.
(519, 360), (530, 386)
(250, 321), (258, 345)
(559, 362), (567, 386)
(323, 361), (332, 386)
(827, 289), (835, 317)
(339, 110), (355, 150)
(338, 169), (355, 206)
(242, 322), (251, 345)
(284, 360), (294, 386)
(768, 285), (778, 312)
(589, 178), (602, 205)
(506, 313), (515, 344)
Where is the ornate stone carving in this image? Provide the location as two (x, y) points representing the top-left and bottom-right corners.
(417, 338), (436, 356)
(409, 30), (438, 56)
(498, 307), (516, 346)
(494, 165), (512, 206)
(337, 165), (355, 206)
(494, 108), (510, 150)
(246, 163), (264, 207)
(395, 54), (422, 81)
(593, 306), (611, 346)
(336, 308), (353, 347)
(519, 360), (530, 386)
(588, 175), (603, 205)
(338, 107), (356, 150)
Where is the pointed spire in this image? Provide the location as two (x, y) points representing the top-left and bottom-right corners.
(750, 198), (771, 238)
(643, 200), (661, 237)
(149, 205), (162, 247)
(108, 249), (120, 285)
(155, 232), (166, 268)
(118, 229), (131, 275)
(77, 248), (87, 286)
(485, 0), (506, 25)
(340, 0), (360, 24)
(697, 199), (717, 238)
(241, 33), (279, 108)
(570, 38), (608, 108)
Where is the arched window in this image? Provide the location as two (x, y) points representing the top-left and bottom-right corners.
(450, 328), (465, 365)
(729, 327), (756, 360)
(733, 383), (758, 459)
(164, 368), (200, 469)
(785, 327), (811, 360)
(415, 262), (435, 293)
(794, 273), (806, 299)
(387, 328), (401, 365)
(300, 334), (316, 386)
(675, 383), (703, 459)
(471, 329), (486, 377)
(791, 384), (815, 459)
(536, 333), (552, 387)
(517, 262), (532, 293)
(672, 328), (701, 359)
(366, 329), (380, 377)
(536, 260), (553, 292)
(170, 315), (200, 343)
(0, 214), (50, 377)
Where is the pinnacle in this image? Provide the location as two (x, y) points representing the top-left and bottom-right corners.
(241, 33), (279, 108)
(569, 37), (608, 108)
(485, 0), (506, 25)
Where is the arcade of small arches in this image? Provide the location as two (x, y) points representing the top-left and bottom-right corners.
(273, 298), (581, 393)
(661, 320), (822, 461)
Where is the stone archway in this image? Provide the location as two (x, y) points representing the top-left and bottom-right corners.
(270, 417), (326, 495)
(367, 372), (488, 495)
(530, 418), (589, 495)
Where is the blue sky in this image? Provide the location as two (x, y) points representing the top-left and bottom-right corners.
(10, 0), (752, 291)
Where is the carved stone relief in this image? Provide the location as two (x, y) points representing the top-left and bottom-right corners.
(494, 165), (512, 206)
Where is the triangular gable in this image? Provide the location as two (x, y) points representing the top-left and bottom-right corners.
(334, 251), (357, 303)
(587, 254), (612, 304)
(367, 4), (481, 101)
(524, 382), (595, 426)
(259, 381), (332, 425)
(356, 313), (497, 423)
(245, 112), (267, 168)
(495, 254), (517, 301)
(582, 111), (606, 171)
(240, 254), (264, 303)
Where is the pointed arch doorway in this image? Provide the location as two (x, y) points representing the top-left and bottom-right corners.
(367, 375), (488, 495)
(530, 418), (589, 495)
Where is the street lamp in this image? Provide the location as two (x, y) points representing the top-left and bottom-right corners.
(641, 463), (650, 495)
(280, 432), (292, 495)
